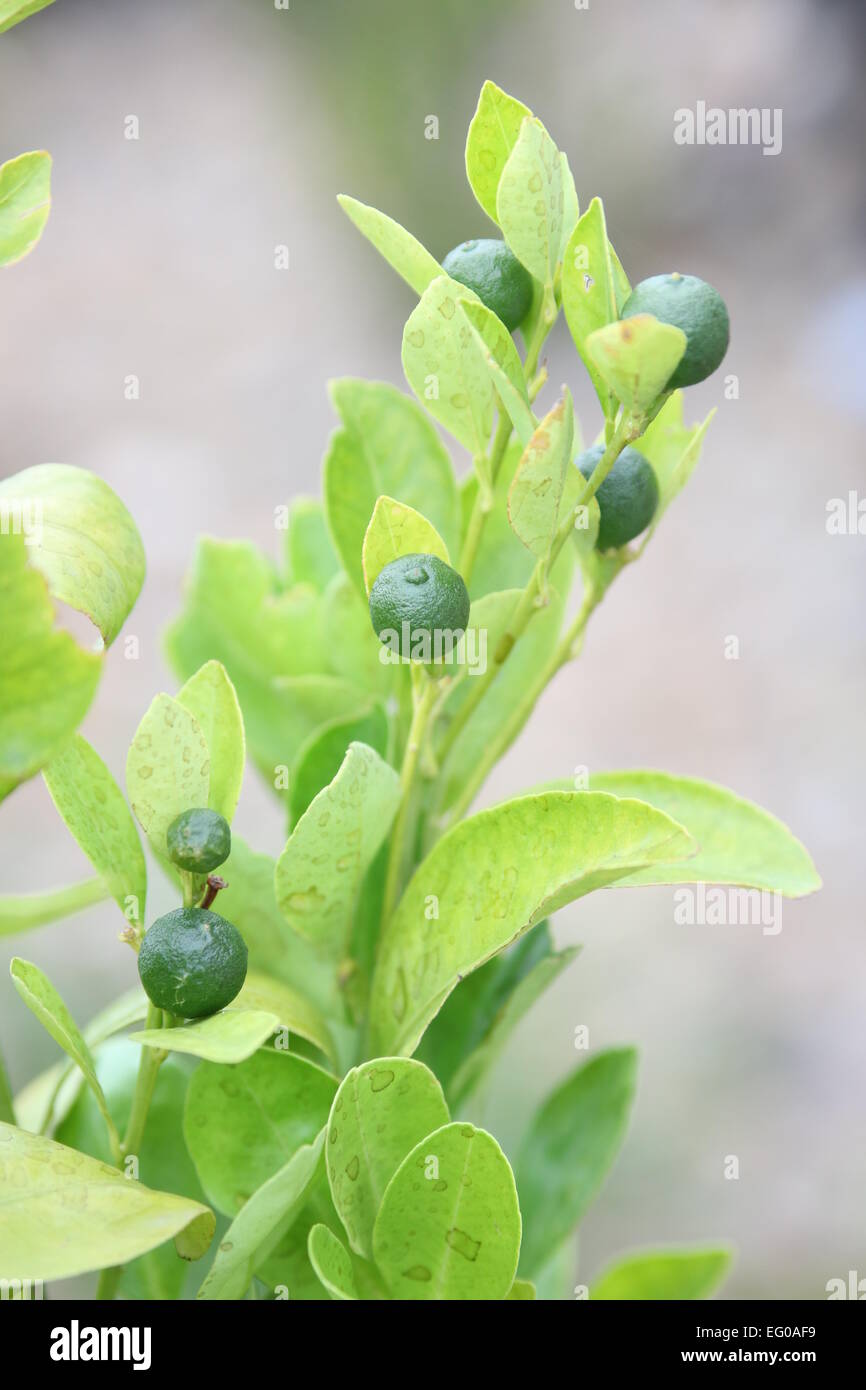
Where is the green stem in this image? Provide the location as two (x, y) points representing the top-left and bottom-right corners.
(380, 673), (438, 926)
(0, 1044), (15, 1126)
(459, 410), (513, 583)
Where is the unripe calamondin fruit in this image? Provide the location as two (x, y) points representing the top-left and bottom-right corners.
(577, 444), (660, 551)
(369, 553), (471, 666)
(138, 906), (248, 1018)
(166, 807), (231, 873)
(441, 238), (533, 332)
(621, 273), (730, 389)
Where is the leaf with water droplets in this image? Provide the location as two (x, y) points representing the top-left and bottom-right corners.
(562, 197), (627, 420)
(507, 390), (575, 562)
(308, 1223), (359, 1299)
(496, 117), (564, 289)
(402, 276), (495, 457)
(465, 80), (532, 226)
(176, 660), (245, 825)
(130, 1010), (280, 1065)
(361, 496), (450, 594)
(126, 693), (210, 857)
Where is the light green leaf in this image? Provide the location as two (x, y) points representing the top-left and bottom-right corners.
(229, 970), (336, 1065)
(0, 464), (144, 646)
(198, 1131), (326, 1300)
(0, 150), (51, 265)
(183, 1049), (337, 1216)
(631, 391), (715, 532)
(497, 117), (564, 288)
(337, 194), (442, 296)
(517, 1049), (638, 1278)
(586, 770), (821, 896)
(507, 1278), (537, 1300)
(320, 573), (396, 699)
(284, 496), (339, 592)
(126, 693), (210, 855)
(9, 958), (119, 1156)
(324, 379), (460, 600)
(43, 735), (146, 925)
(0, 877), (107, 938)
(373, 1122), (521, 1300)
(508, 391), (575, 560)
(609, 241), (631, 311)
(308, 1223), (358, 1300)
(591, 1245), (732, 1300)
(289, 703), (388, 828)
(370, 792), (694, 1056)
(0, 532), (101, 801)
(326, 1058), (450, 1260)
(275, 742), (401, 955)
(129, 1010), (279, 1065)
(0, 1), (55, 35)
(362, 495), (450, 594)
(0, 1047), (15, 1126)
(402, 276), (494, 456)
(176, 660), (245, 824)
(558, 151), (579, 262)
(0, 1121), (214, 1280)
(458, 298), (536, 446)
(465, 80), (532, 225)
(585, 315), (686, 416)
(562, 197), (621, 418)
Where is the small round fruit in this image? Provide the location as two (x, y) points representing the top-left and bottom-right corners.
(441, 238), (533, 331)
(369, 554), (470, 664)
(166, 808), (231, 873)
(621, 272), (729, 389)
(577, 444), (660, 551)
(138, 907), (248, 1019)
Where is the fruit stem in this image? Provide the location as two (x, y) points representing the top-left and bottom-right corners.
(380, 672), (438, 927)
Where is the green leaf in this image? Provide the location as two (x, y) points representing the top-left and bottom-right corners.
(275, 742), (401, 955)
(402, 276), (494, 457)
(497, 117), (564, 288)
(254, 1182), (342, 1301)
(507, 391), (575, 561)
(0, 1120), (214, 1280)
(308, 1223), (359, 1300)
(507, 1278), (537, 1300)
(586, 770), (821, 896)
(176, 660), (245, 824)
(562, 198), (622, 418)
(0, 150), (51, 265)
(558, 151), (579, 262)
(516, 1049), (638, 1278)
(373, 1122), (521, 1300)
(183, 1050), (337, 1216)
(0, 1046), (15, 1126)
(43, 735), (146, 926)
(126, 693), (210, 855)
(370, 792), (694, 1056)
(0, 464), (144, 646)
(362, 495), (450, 593)
(289, 703), (388, 828)
(0, 877), (107, 938)
(0, 1), (56, 35)
(198, 1131), (326, 1300)
(465, 80), (532, 225)
(337, 194), (442, 296)
(0, 532), (101, 801)
(591, 1245), (732, 1300)
(320, 573), (396, 700)
(631, 391), (715, 533)
(229, 970), (336, 1066)
(129, 1010), (279, 1065)
(284, 496), (340, 592)
(458, 298), (536, 446)
(326, 1058), (450, 1260)
(324, 379), (460, 600)
(9, 958), (119, 1157)
(585, 315), (686, 416)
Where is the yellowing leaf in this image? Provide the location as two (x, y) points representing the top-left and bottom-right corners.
(362, 496), (450, 594)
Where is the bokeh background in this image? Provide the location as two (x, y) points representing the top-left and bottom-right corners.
(1, 0), (864, 1299)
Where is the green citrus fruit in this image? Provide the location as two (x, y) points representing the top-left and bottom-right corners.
(441, 238), (533, 331)
(621, 272), (729, 389)
(577, 444), (659, 551)
(166, 807), (231, 873)
(369, 553), (470, 667)
(137, 906), (248, 1018)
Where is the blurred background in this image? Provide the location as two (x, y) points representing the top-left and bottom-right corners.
(1, 0), (863, 1299)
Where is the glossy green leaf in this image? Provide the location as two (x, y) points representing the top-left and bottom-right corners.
(126, 693), (210, 855)
(631, 391), (715, 534)
(370, 792), (694, 1056)
(129, 1010), (279, 1065)
(465, 80), (532, 225)
(0, 150), (51, 264)
(229, 971), (335, 1065)
(362, 495), (450, 593)
(0, 1121), (214, 1280)
(585, 315), (686, 416)
(324, 379), (460, 600)
(337, 194), (442, 296)
(308, 1223), (358, 1300)
(517, 1049), (638, 1277)
(562, 198), (622, 418)
(285, 496), (340, 592)
(198, 1131), (326, 1300)
(43, 734), (146, 925)
(0, 465), (144, 646)
(183, 1049), (337, 1216)
(275, 742), (401, 955)
(591, 1245), (732, 1300)
(402, 276), (494, 456)
(0, 1), (55, 34)
(0, 532), (101, 801)
(507, 1279), (536, 1300)
(326, 1058), (450, 1259)
(176, 660), (245, 824)
(373, 1122), (521, 1300)
(288, 703), (388, 828)
(497, 117), (563, 288)
(0, 877), (107, 938)
(508, 391), (574, 560)
(458, 298), (536, 446)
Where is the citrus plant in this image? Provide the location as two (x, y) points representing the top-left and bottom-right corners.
(0, 76), (820, 1302)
